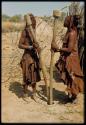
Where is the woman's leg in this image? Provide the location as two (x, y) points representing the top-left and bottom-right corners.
(65, 70), (78, 103)
(32, 83), (36, 98)
(22, 62), (28, 97)
(67, 78), (79, 103)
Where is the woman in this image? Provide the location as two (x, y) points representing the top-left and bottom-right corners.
(18, 13), (41, 100)
(51, 15), (84, 103)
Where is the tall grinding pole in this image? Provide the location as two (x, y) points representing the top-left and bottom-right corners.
(24, 14), (49, 99)
(48, 10), (61, 105)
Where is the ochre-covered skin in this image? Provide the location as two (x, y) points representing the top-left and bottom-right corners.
(51, 15), (84, 99)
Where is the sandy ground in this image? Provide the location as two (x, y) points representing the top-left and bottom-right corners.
(1, 79), (84, 123)
(1, 20), (84, 123)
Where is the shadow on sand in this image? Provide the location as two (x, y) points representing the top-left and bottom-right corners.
(9, 81), (68, 104)
(9, 81), (32, 98)
(38, 84), (68, 104)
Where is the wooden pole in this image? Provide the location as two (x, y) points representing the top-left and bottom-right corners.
(48, 10), (61, 105)
(25, 14), (49, 99)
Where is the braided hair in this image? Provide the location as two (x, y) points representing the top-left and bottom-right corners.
(73, 15), (81, 28)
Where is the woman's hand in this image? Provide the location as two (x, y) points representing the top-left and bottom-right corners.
(36, 47), (41, 54)
(51, 42), (60, 52)
(28, 45), (33, 50)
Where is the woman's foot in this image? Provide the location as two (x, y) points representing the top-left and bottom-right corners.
(71, 95), (78, 104)
(65, 93), (73, 103)
(22, 84), (29, 102)
(72, 98), (78, 104)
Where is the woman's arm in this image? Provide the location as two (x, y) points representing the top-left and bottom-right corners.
(51, 31), (75, 53)
(18, 30), (33, 50)
(60, 31), (75, 53)
(25, 26), (41, 54)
